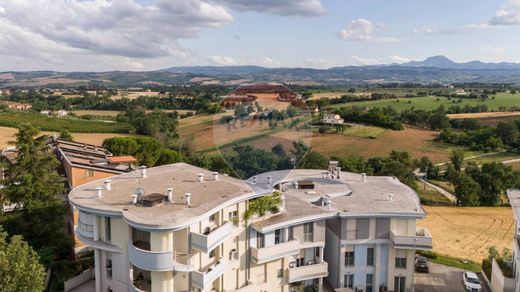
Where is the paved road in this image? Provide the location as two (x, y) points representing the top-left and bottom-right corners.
(415, 263), (490, 292)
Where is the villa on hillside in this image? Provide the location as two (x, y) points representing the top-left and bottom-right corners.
(322, 114), (344, 125)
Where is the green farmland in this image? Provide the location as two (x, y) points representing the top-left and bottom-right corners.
(329, 93), (520, 111)
(0, 111), (132, 133)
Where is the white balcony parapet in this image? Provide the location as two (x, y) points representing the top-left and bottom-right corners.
(191, 221), (233, 253)
(390, 227), (432, 250)
(288, 262), (328, 283)
(173, 251), (195, 272)
(129, 282), (148, 292)
(251, 240), (300, 264)
(191, 260), (226, 289)
(128, 242), (174, 272)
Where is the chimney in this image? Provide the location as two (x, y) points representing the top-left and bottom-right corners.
(212, 172), (219, 181)
(197, 173), (204, 182)
(104, 179), (111, 191)
(336, 167), (341, 179)
(294, 180), (299, 189)
(139, 166), (147, 178)
(96, 187), (103, 198)
(166, 188), (173, 202)
(132, 194), (138, 205)
(267, 176), (272, 185)
(184, 193), (192, 206)
(321, 171), (329, 179)
(361, 173), (366, 182)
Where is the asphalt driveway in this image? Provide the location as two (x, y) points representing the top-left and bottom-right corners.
(415, 263), (490, 292)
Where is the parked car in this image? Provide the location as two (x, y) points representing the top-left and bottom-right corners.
(463, 271), (482, 292)
(415, 255), (429, 273)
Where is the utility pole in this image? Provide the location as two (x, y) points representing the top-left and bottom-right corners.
(423, 166), (428, 191)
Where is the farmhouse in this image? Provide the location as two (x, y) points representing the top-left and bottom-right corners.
(69, 161), (430, 292)
(322, 113), (344, 124)
(0, 100), (33, 110)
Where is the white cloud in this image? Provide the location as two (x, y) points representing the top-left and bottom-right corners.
(351, 56), (383, 66)
(490, 0), (520, 25)
(338, 18), (380, 41)
(303, 58), (333, 68)
(389, 55), (411, 64)
(413, 24), (438, 34)
(207, 55), (237, 65)
(217, 0), (325, 16)
(255, 57), (281, 67)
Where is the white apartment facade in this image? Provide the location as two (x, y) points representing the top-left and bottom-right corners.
(69, 162), (431, 292)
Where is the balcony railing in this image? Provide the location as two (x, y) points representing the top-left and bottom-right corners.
(251, 240), (300, 264)
(288, 261), (328, 283)
(128, 242), (174, 272)
(173, 251), (195, 272)
(191, 260), (226, 289)
(191, 221), (233, 253)
(390, 227), (432, 250)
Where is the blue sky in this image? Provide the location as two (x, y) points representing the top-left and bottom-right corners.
(1, 0), (519, 71)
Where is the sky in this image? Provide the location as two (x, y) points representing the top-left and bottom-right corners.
(1, 0), (520, 71)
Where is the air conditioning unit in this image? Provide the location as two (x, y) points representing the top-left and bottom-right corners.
(229, 249), (238, 260)
(289, 261), (296, 268)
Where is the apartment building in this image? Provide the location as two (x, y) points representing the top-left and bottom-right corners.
(500, 190), (520, 292)
(69, 162), (431, 292)
(51, 138), (137, 251)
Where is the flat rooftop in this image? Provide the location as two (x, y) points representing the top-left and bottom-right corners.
(508, 189), (520, 221)
(69, 163), (256, 229)
(248, 169), (425, 231)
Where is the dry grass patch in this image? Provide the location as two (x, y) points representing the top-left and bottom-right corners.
(447, 111), (520, 119)
(418, 206), (514, 263)
(72, 110), (121, 117)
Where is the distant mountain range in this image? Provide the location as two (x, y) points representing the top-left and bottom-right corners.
(3, 56), (520, 88)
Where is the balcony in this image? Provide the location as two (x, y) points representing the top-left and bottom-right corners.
(390, 227), (433, 250)
(128, 242), (174, 272)
(191, 260), (226, 289)
(288, 261), (328, 283)
(251, 240), (300, 264)
(173, 251), (195, 272)
(191, 221), (233, 253)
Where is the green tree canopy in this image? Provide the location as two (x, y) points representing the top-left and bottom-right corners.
(0, 227), (46, 292)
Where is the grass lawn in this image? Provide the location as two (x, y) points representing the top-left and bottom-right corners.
(328, 93), (520, 112)
(429, 180), (455, 193)
(417, 182), (453, 206)
(417, 251), (482, 272)
(0, 111), (131, 133)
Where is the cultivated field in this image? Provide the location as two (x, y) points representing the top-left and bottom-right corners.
(248, 93), (290, 110)
(72, 109), (195, 117)
(418, 206), (515, 263)
(447, 111), (520, 119)
(329, 93), (520, 112)
(0, 126), (136, 149)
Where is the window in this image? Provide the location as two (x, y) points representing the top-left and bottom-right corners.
(345, 251), (355, 266)
(366, 247), (374, 266)
(209, 249), (215, 258)
(288, 226), (294, 240)
(228, 211), (238, 225)
(105, 217), (111, 242)
(366, 274), (373, 292)
(257, 233), (265, 249)
(275, 229), (282, 244)
(344, 274), (354, 288)
(303, 223), (314, 242)
(395, 257), (407, 269)
(85, 169), (94, 177)
(277, 269), (283, 278)
(394, 276), (406, 292)
(106, 258), (112, 278)
(296, 257), (304, 267)
(315, 247), (320, 258)
(209, 213), (216, 223)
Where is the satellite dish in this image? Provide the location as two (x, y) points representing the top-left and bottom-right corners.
(135, 187), (145, 197)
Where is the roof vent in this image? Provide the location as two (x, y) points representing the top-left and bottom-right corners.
(294, 180), (299, 189)
(184, 193), (192, 206)
(322, 196), (332, 209)
(336, 167), (342, 179)
(197, 173), (204, 182)
(139, 166), (147, 178)
(252, 176), (257, 183)
(96, 187), (103, 198)
(267, 175), (272, 185)
(104, 179), (111, 191)
(361, 173), (367, 182)
(132, 194), (138, 205)
(212, 172), (219, 181)
(166, 188), (173, 202)
(321, 171), (329, 179)
(388, 193), (394, 202)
